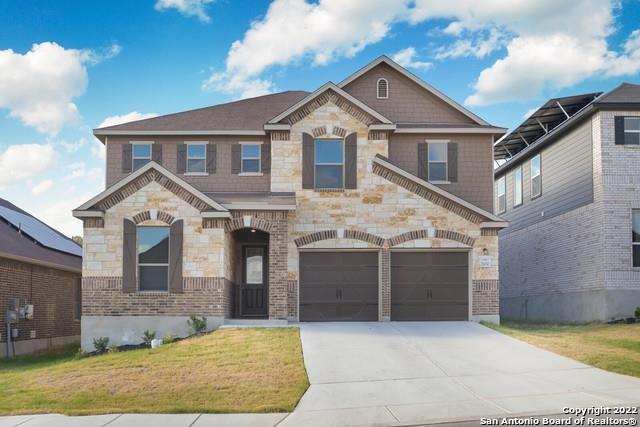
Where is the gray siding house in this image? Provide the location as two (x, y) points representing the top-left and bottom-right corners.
(494, 83), (640, 322)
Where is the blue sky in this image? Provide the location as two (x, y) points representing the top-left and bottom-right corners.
(1, 0), (639, 236)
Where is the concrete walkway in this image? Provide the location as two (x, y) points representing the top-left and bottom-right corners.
(282, 321), (640, 426)
(2, 322), (639, 426)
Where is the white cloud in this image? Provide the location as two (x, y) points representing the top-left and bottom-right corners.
(606, 29), (640, 77)
(60, 137), (87, 153)
(98, 111), (158, 128)
(31, 179), (53, 196)
(206, 0), (408, 98)
(0, 144), (55, 187)
(0, 42), (120, 135)
(391, 47), (432, 71)
(155, 0), (216, 23)
(523, 107), (538, 119)
(40, 194), (90, 237)
(63, 162), (103, 182)
(435, 28), (507, 60)
(91, 139), (106, 160)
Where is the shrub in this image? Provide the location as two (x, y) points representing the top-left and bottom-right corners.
(635, 307), (640, 319)
(75, 348), (88, 359)
(162, 333), (177, 344)
(93, 336), (109, 354)
(108, 344), (120, 353)
(142, 329), (157, 346)
(187, 315), (207, 335)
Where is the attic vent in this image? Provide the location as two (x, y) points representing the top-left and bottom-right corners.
(377, 78), (389, 99)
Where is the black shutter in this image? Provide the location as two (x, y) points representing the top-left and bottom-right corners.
(177, 143), (186, 174)
(302, 133), (315, 189)
(169, 220), (183, 293)
(122, 144), (132, 173)
(231, 144), (241, 174)
(152, 144), (162, 164)
(122, 219), (137, 293)
(345, 133), (357, 189)
(261, 143), (271, 174)
(447, 143), (458, 182)
(615, 116), (625, 145)
(207, 144), (217, 174)
(417, 142), (428, 180)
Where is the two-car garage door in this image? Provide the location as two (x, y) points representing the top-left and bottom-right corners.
(299, 251), (469, 321)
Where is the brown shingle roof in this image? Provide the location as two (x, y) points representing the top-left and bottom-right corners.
(95, 91), (309, 132)
(0, 199), (81, 272)
(594, 82), (640, 104)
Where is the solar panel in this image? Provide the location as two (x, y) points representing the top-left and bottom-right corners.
(0, 205), (82, 257)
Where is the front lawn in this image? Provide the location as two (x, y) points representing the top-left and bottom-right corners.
(0, 327), (309, 416)
(483, 321), (640, 377)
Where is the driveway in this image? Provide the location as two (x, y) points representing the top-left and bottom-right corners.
(283, 322), (640, 426)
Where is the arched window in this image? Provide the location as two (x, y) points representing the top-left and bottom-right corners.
(376, 78), (389, 99)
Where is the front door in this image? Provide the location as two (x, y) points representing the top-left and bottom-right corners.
(241, 246), (268, 317)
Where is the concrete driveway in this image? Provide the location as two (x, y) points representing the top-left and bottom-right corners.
(283, 322), (640, 426)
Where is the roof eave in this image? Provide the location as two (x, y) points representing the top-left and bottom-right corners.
(93, 129), (266, 136)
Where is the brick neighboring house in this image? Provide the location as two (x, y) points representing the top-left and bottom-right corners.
(75, 56), (508, 350)
(494, 83), (640, 322)
(0, 198), (82, 356)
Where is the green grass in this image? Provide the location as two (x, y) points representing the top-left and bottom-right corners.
(0, 328), (309, 416)
(483, 320), (640, 377)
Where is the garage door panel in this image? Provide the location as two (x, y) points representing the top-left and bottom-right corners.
(300, 252), (379, 322)
(391, 251), (469, 321)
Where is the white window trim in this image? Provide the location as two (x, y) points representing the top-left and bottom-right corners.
(376, 78), (389, 99)
(497, 176), (506, 214)
(131, 141), (153, 171)
(530, 154), (542, 199)
(314, 138), (345, 190)
(136, 225), (170, 293)
(240, 142), (262, 174)
(513, 165), (523, 207)
(427, 141), (448, 183)
(185, 141), (208, 175)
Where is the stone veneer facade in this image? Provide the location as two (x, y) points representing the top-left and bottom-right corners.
(81, 97), (501, 348)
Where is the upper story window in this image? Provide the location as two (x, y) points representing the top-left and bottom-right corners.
(186, 142), (207, 174)
(428, 142), (447, 182)
(315, 139), (344, 189)
(132, 142), (152, 171)
(530, 154), (542, 198)
(497, 176), (506, 214)
(624, 117), (640, 145)
(137, 226), (169, 292)
(376, 78), (389, 99)
(633, 210), (640, 267)
(241, 143), (261, 174)
(514, 165), (523, 207)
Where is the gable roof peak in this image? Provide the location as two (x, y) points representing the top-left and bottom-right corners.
(338, 55), (490, 126)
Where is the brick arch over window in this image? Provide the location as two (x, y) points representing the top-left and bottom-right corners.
(224, 216), (274, 234)
(131, 210), (175, 225)
(388, 229), (476, 247)
(294, 229), (385, 248)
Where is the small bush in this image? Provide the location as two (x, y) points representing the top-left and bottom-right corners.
(108, 344), (120, 353)
(635, 307), (640, 319)
(162, 333), (177, 344)
(93, 337), (110, 354)
(75, 348), (88, 359)
(142, 329), (157, 346)
(188, 315), (207, 335)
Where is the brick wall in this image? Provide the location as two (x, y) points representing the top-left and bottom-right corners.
(0, 257), (80, 342)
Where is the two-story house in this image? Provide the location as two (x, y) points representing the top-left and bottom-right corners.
(494, 83), (640, 322)
(74, 56), (507, 349)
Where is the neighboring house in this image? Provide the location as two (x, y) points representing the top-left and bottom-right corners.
(494, 83), (640, 322)
(75, 56), (507, 349)
(0, 198), (82, 356)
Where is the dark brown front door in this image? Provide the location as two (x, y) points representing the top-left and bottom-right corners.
(391, 251), (468, 321)
(299, 252), (379, 321)
(241, 246), (268, 317)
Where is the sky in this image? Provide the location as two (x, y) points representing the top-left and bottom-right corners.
(1, 0), (640, 237)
